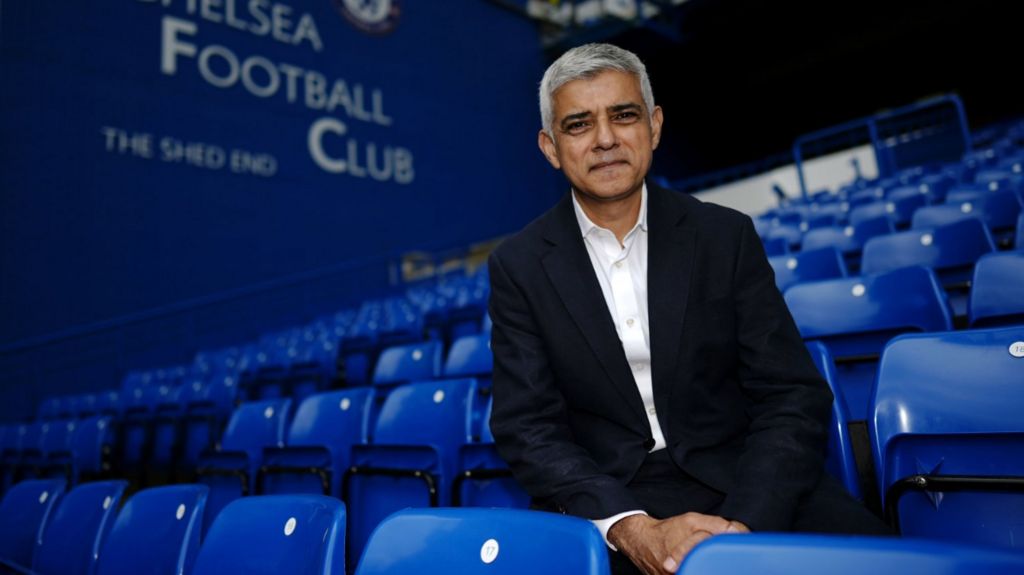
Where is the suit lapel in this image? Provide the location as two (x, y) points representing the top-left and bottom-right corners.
(541, 193), (648, 422)
(647, 185), (696, 434)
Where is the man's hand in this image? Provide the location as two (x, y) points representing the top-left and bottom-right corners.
(608, 512), (737, 575)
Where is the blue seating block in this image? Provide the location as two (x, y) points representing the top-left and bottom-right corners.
(768, 248), (847, 293)
(356, 508), (610, 575)
(32, 480), (128, 575)
(191, 495), (345, 575)
(372, 340), (443, 388)
(96, 484), (208, 575)
(785, 267), (952, 419)
(872, 326), (1024, 548)
(969, 251), (1024, 327)
(346, 379), (476, 568)
(260, 389), (372, 497)
(0, 479), (65, 568)
(677, 534), (1024, 574)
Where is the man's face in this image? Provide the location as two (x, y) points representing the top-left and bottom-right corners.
(539, 69), (663, 203)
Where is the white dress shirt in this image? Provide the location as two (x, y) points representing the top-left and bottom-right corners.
(571, 183), (666, 549)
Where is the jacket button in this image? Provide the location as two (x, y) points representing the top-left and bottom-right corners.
(643, 439), (655, 450)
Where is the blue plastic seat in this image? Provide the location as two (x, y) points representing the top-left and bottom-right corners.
(784, 266), (953, 420)
(0, 479), (65, 569)
(371, 340), (443, 388)
(800, 217), (893, 274)
(444, 334), (495, 440)
(677, 533), (1024, 574)
(768, 248), (847, 293)
(849, 193), (925, 230)
(355, 508), (609, 575)
(968, 251), (1024, 327)
(191, 495), (345, 575)
(177, 374), (239, 475)
(37, 398), (62, 421)
(454, 398), (530, 508)
(32, 480), (128, 575)
(804, 342), (860, 500)
(95, 484), (208, 575)
(1017, 211), (1024, 250)
(345, 379), (476, 568)
(66, 416), (115, 486)
(872, 326), (1024, 548)
(911, 188), (1022, 247)
(259, 389), (372, 497)
(197, 398), (291, 533)
(861, 218), (995, 319)
(763, 224), (802, 251)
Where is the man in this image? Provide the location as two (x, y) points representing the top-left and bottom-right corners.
(487, 43), (889, 575)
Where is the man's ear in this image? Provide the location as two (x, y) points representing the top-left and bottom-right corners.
(538, 129), (562, 170)
(650, 106), (664, 151)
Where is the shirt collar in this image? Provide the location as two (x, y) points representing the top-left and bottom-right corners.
(572, 182), (648, 238)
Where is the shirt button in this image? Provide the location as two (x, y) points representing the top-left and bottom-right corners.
(626, 318), (635, 327)
(615, 261), (623, 268)
(635, 364), (646, 371)
(647, 407), (657, 415)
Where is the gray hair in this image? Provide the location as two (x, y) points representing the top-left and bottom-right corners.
(539, 43), (656, 137)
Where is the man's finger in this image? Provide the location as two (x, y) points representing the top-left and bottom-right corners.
(664, 530), (713, 573)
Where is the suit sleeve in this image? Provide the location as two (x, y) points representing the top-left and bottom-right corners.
(487, 250), (643, 519)
(716, 216), (834, 531)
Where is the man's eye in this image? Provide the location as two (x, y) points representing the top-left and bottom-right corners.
(614, 111), (640, 122)
(564, 122), (589, 134)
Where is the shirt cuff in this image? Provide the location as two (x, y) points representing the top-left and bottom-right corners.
(592, 510), (648, 551)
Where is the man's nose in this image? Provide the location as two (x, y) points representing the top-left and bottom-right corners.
(592, 117), (618, 150)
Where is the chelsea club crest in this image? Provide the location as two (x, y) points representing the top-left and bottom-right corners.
(335, 0), (401, 34)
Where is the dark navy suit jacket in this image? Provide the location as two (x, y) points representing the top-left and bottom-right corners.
(487, 184), (833, 531)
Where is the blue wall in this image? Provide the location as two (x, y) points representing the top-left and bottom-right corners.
(0, 0), (562, 419)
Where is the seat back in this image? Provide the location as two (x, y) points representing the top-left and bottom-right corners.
(872, 326), (1024, 548)
(69, 416), (115, 484)
(0, 479), (65, 568)
(785, 266), (953, 419)
(221, 398), (292, 458)
(677, 534), (1024, 574)
(355, 508), (610, 575)
(373, 379), (475, 448)
(768, 248), (847, 293)
(372, 341), (442, 387)
(191, 495), (345, 575)
(288, 388), (373, 448)
(969, 251), (1024, 327)
(911, 188), (1022, 232)
(32, 480), (128, 575)
(444, 334), (493, 379)
(861, 218), (995, 277)
(804, 342), (860, 500)
(96, 484), (208, 575)
(1017, 211), (1024, 250)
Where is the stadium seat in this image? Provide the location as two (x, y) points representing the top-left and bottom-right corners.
(176, 374), (239, 478)
(65, 416), (115, 486)
(371, 340), (443, 388)
(345, 379), (476, 568)
(861, 218), (995, 319)
(197, 398), (291, 533)
(259, 388), (373, 497)
(849, 192), (925, 230)
(968, 251), (1024, 327)
(872, 326), (1024, 548)
(32, 480), (128, 575)
(355, 508), (610, 575)
(0, 479), (65, 569)
(804, 342), (860, 500)
(1017, 212), (1024, 250)
(800, 217), (892, 273)
(763, 224), (802, 251)
(95, 484), (208, 575)
(768, 247), (847, 293)
(676, 533), (1024, 574)
(444, 333), (495, 440)
(454, 397), (530, 508)
(911, 188), (1022, 248)
(190, 495), (345, 575)
(785, 266), (953, 420)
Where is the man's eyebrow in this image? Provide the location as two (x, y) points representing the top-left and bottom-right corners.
(559, 111), (592, 128)
(609, 103), (642, 113)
